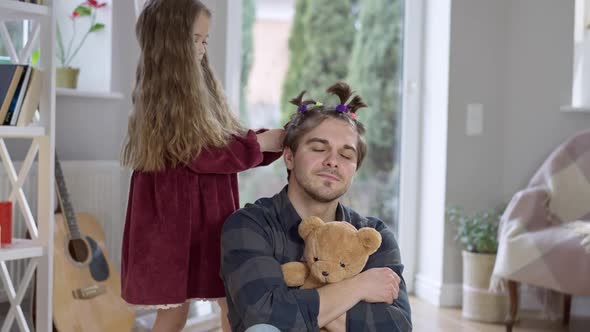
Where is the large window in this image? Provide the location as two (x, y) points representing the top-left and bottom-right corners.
(0, 21), (29, 63)
(571, 0), (590, 108)
(239, 0), (406, 234)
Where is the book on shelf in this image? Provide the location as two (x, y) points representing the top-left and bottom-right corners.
(0, 64), (43, 128)
(0, 65), (22, 121)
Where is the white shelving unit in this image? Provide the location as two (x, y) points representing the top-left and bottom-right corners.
(0, 1), (49, 20)
(0, 1), (56, 331)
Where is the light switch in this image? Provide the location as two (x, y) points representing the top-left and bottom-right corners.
(466, 103), (483, 136)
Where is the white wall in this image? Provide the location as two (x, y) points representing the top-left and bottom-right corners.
(444, 0), (509, 286)
(502, 0), (588, 199)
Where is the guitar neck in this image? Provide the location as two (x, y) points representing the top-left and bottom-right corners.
(55, 154), (81, 239)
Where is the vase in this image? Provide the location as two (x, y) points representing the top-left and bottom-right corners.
(462, 251), (509, 323)
(56, 67), (80, 89)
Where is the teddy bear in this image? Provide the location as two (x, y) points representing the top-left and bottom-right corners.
(281, 216), (382, 290)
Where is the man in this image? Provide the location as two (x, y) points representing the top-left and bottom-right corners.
(220, 83), (412, 332)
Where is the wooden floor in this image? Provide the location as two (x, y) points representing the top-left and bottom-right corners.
(200, 296), (590, 332)
(3, 296), (589, 332)
(409, 296), (590, 332)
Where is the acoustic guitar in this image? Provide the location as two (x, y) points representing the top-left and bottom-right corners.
(50, 155), (135, 331)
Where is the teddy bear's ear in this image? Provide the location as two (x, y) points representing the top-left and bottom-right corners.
(357, 228), (382, 254)
(298, 216), (325, 239)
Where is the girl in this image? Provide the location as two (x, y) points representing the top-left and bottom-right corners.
(120, 1), (284, 331)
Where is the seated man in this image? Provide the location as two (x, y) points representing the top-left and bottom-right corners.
(220, 82), (412, 332)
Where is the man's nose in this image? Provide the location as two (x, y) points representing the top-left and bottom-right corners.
(323, 152), (339, 168)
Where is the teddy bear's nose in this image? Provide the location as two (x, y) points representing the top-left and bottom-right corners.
(322, 271), (329, 277)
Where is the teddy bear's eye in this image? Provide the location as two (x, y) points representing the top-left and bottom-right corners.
(340, 262), (346, 268)
(314, 257), (319, 262)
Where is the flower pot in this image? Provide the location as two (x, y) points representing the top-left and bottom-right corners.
(56, 67), (80, 89)
(462, 251), (509, 323)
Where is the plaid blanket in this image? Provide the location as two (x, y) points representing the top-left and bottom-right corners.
(491, 129), (590, 315)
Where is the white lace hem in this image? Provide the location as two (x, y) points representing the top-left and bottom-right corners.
(126, 297), (224, 310)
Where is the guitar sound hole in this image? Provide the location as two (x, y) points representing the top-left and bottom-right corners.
(68, 239), (89, 263)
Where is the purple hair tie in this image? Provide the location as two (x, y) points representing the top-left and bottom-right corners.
(336, 104), (349, 113)
(298, 104), (307, 113)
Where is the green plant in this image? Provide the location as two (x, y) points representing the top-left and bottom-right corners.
(446, 206), (503, 254)
(56, 0), (107, 67)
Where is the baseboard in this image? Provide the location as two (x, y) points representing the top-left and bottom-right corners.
(415, 275), (590, 317)
(414, 274), (441, 306)
(414, 274), (462, 307)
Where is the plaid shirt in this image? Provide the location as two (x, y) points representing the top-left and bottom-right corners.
(221, 187), (412, 332)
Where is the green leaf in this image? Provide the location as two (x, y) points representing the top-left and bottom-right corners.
(75, 5), (92, 17)
(90, 23), (105, 32)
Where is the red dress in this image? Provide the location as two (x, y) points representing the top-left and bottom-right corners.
(121, 130), (281, 307)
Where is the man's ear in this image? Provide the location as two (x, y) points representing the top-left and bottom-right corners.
(284, 147), (295, 171)
(299, 216), (325, 239)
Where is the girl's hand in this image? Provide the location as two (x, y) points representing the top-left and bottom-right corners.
(256, 129), (285, 152)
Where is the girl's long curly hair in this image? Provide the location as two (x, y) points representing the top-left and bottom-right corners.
(122, 0), (246, 171)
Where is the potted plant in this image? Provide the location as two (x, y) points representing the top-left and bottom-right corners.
(447, 205), (509, 323)
(56, 0), (107, 89)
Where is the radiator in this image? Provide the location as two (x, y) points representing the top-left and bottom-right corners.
(0, 161), (130, 302)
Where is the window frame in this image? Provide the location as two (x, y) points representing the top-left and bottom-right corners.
(564, 0), (590, 111)
(0, 21), (30, 63)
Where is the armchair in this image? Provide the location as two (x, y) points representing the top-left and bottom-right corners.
(490, 129), (590, 332)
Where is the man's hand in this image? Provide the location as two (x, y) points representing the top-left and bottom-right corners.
(352, 267), (401, 304)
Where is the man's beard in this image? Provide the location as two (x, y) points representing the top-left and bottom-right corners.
(297, 172), (349, 203)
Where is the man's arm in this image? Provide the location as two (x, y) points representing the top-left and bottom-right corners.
(221, 209), (321, 331)
(222, 210), (406, 331)
(345, 218), (412, 332)
(222, 209), (387, 331)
